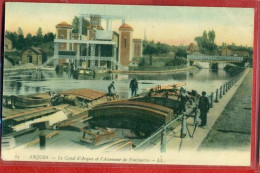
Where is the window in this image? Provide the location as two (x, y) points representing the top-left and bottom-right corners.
(124, 37), (127, 48)
(69, 43), (72, 51)
(61, 35), (64, 39)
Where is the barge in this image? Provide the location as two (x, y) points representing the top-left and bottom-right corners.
(2, 83), (200, 151)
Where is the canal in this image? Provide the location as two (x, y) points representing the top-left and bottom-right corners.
(2, 64), (237, 98)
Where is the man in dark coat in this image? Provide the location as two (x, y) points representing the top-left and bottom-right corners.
(198, 91), (210, 127)
(108, 81), (115, 96)
(129, 78), (138, 97)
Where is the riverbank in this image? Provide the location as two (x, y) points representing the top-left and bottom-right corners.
(3, 64), (54, 75)
(113, 65), (199, 74)
(199, 69), (252, 151)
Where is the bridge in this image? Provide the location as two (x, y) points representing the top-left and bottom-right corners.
(187, 55), (243, 67)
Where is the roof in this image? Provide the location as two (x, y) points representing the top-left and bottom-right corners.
(97, 25), (104, 30)
(4, 37), (12, 43)
(61, 88), (106, 101)
(22, 47), (45, 55)
(31, 47), (45, 54)
(56, 22), (72, 28)
(133, 39), (142, 42)
(119, 23), (133, 31)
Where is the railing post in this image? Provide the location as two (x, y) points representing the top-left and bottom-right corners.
(219, 86), (222, 99)
(181, 114), (187, 138)
(225, 83), (228, 92)
(210, 92), (214, 108)
(223, 84), (225, 95)
(161, 126), (166, 153)
(214, 89), (219, 103)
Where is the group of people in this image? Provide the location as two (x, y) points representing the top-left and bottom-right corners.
(108, 78), (138, 97)
(179, 87), (210, 128)
(108, 80), (210, 128)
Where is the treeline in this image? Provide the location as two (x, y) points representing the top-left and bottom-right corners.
(5, 27), (55, 51)
(194, 30), (253, 57)
(195, 30), (217, 55)
(142, 40), (187, 66)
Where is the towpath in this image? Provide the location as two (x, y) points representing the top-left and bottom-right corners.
(148, 68), (251, 154)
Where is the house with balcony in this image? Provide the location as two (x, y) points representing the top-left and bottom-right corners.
(51, 14), (142, 71)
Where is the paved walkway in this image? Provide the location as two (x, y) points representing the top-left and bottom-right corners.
(200, 69), (252, 151)
(147, 68), (251, 152)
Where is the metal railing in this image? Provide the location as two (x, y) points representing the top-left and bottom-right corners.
(207, 68), (246, 107)
(134, 114), (184, 151)
(134, 68), (247, 152)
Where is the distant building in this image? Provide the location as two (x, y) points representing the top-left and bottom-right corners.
(56, 22), (73, 51)
(54, 14), (143, 70)
(232, 50), (249, 57)
(221, 47), (234, 56)
(220, 47), (249, 58)
(133, 39), (143, 57)
(21, 47), (47, 65)
(119, 23), (133, 67)
(4, 37), (13, 52)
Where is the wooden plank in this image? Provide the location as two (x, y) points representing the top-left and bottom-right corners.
(114, 141), (132, 151)
(3, 104), (69, 121)
(101, 139), (127, 150)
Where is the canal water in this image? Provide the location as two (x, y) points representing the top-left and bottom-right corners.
(2, 63), (236, 99)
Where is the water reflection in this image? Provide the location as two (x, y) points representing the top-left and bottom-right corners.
(3, 68), (235, 99)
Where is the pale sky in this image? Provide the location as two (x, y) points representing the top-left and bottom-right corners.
(5, 2), (254, 46)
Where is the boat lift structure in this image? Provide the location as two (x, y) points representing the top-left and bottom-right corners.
(40, 14), (127, 71)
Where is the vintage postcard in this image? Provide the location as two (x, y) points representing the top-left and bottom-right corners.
(1, 3), (254, 166)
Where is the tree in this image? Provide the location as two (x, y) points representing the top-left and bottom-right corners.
(176, 47), (187, 58)
(208, 30), (215, 43)
(25, 33), (33, 48)
(194, 30), (218, 54)
(5, 31), (18, 48)
(32, 27), (43, 46)
(195, 36), (202, 51)
(43, 32), (55, 42)
(18, 27), (23, 36)
(72, 16), (90, 35)
(143, 41), (158, 66)
(17, 27), (25, 50)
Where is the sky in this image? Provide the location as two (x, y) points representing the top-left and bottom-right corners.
(5, 3), (255, 46)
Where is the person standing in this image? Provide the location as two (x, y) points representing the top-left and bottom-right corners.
(129, 78), (138, 97)
(108, 81), (115, 96)
(178, 87), (189, 113)
(198, 91), (210, 127)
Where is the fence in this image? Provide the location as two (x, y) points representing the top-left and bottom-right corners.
(134, 68), (247, 152)
(207, 68), (246, 107)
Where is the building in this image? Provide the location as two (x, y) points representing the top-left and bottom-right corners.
(221, 47), (234, 56)
(133, 39), (143, 57)
(4, 37), (13, 52)
(52, 14), (143, 71)
(220, 47), (250, 58)
(21, 47), (47, 65)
